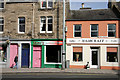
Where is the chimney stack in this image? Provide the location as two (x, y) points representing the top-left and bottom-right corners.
(82, 3), (84, 8)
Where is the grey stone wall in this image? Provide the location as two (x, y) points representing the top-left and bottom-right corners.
(0, 1), (70, 39)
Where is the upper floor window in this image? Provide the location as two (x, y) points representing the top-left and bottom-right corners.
(40, 16), (53, 33)
(91, 24), (98, 37)
(108, 24), (116, 37)
(74, 24), (81, 37)
(18, 17), (25, 33)
(0, 0), (4, 9)
(41, 0), (53, 9)
(0, 17), (4, 33)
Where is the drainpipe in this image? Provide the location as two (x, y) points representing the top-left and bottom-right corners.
(62, 0), (65, 70)
(32, 3), (35, 38)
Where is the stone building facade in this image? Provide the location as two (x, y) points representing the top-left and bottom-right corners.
(0, 0), (70, 68)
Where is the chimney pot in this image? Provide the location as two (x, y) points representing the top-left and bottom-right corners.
(82, 3), (84, 8)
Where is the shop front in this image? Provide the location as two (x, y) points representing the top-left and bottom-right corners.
(9, 40), (31, 68)
(0, 38), (10, 68)
(66, 38), (120, 70)
(31, 39), (63, 68)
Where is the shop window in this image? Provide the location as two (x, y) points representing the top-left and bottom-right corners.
(74, 24), (81, 37)
(40, 16), (53, 33)
(108, 24), (116, 37)
(107, 47), (118, 62)
(0, 17), (4, 33)
(73, 47), (83, 62)
(18, 17), (25, 33)
(91, 24), (98, 37)
(46, 45), (61, 63)
(41, 0), (53, 9)
(0, 0), (4, 9)
(0, 45), (7, 62)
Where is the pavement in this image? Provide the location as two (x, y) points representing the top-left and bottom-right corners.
(1, 68), (120, 75)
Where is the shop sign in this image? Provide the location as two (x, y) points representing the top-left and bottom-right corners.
(32, 41), (63, 45)
(67, 38), (120, 44)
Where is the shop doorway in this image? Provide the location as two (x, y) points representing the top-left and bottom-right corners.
(33, 46), (41, 68)
(21, 44), (30, 68)
(10, 44), (18, 68)
(90, 48), (99, 68)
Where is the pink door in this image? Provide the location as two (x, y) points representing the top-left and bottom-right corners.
(10, 44), (18, 68)
(33, 46), (41, 68)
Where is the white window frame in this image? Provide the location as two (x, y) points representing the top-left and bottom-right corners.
(90, 24), (98, 37)
(107, 24), (116, 37)
(44, 46), (62, 64)
(72, 46), (84, 63)
(46, 16), (52, 33)
(0, 17), (4, 33)
(106, 47), (118, 63)
(40, 16), (46, 33)
(40, 16), (53, 33)
(47, 0), (53, 8)
(18, 17), (25, 34)
(41, 0), (46, 9)
(73, 24), (81, 37)
(0, 0), (4, 9)
(41, 0), (53, 9)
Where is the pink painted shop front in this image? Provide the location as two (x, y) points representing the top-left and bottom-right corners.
(10, 44), (18, 68)
(33, 46), (41, 68)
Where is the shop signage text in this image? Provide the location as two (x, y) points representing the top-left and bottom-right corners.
(67, 38), (120, 44)
(32, 41), (63, 45)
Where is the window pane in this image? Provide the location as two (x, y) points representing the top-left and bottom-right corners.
(47, 16), (52, 32)
(107, 52), (118, 62)
(19, 25), (25, 32)
(75, 32), (81, 37)
(91, 24), (98, 30)
(75, 25), (81, 31)
(48, 24), (52, 31)
(42, 1), (46, 7)
(0, 20), (4, 24)
(48, 17), (52, 23)
(46, 45), (61, 63)
(41, 16), (46, 32)
(108, 24), (116, 30)
(91, 32), (98, 37)
(19, 17), (25, 24)
(19, 17), (25, 32)
(108, 32), (115, 37)
(48, 1), (53, 8)
(0, 3), (4, 8)
(41, 24), (46, 31)
(0, 25), (3, 31)
(73, 52), (82, 62)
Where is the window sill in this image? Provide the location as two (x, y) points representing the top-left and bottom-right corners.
(72, 61), (83, 63)
(73, 37), (82, 38)
(107, 37), (116, 38)
(107, 62), (118, 63)
(38, 8), (55, 11)
(18, 32), (25, 34)
(0, 32), (3, 34)
(0, 8), (4, 10)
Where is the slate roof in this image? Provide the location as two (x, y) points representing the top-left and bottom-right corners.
(66, 9), (120, 21)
